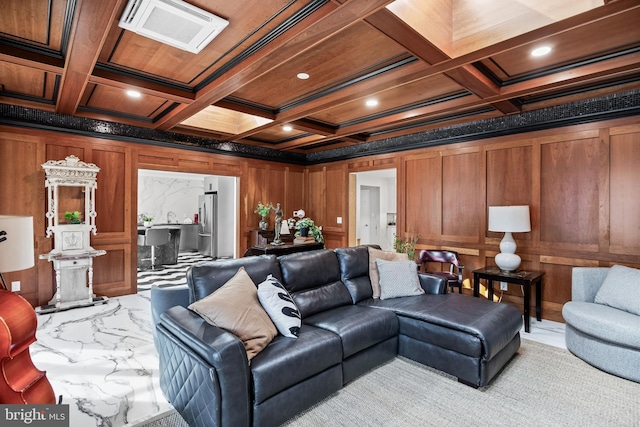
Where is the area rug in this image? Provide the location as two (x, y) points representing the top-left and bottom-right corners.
(133, 339), (639, 426)
(137, 252), (213, 291)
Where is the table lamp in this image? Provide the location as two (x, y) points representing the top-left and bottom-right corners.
(488, 206), (530, 272)
(0, 215), (35, 290)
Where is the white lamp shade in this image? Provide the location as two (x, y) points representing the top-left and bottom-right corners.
(488, 206), (531, 233)
(0, 215), (35, 273)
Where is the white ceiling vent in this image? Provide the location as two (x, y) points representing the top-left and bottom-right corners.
(118, 0), (229, 54)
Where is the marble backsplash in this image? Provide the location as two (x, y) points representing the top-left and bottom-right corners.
(138, 175), (203, 225)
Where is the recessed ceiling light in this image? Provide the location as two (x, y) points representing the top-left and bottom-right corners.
(365, 99), (378, 107)
(296, 73), (310, 80)
(282, 125), (293, 132)
(126, 90), (142, 98)
(531, 46), (552, 57)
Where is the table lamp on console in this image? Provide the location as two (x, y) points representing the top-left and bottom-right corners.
(0, 215), (35, 291)
(488, 206), (531, 272)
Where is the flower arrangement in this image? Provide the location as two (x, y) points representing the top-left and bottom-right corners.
(393, 233), (419, 259)
(290, 216), (324, 243)
(254, 202), (272, 218)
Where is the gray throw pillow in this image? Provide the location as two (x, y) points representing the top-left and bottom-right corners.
(594, 264), (640, 316)
(258, 274), (301, 338)
(376, 258), (424, 300)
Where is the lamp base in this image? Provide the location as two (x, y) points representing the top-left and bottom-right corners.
(495, 231), (521, 272)
(495, 252), (521, 272)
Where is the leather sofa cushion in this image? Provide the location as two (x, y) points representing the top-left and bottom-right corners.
(335, 246), (373, 304)
(279, 250), (352, 317)
(278, 249), (341, 292)
(250, 324), (342, 404)
(360, 293), (522, 360)
(187, 255), (281, 302)
(305, 305), (399, 358)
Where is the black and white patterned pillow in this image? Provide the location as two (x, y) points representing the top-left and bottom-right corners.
(257, 274), (301, 338)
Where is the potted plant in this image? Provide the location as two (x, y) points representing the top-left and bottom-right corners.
(64, 211), (82, 224)
(294, 217), (324, 243)
(142, 215), (153, 227)
(393, 233), (419, 260)
(254, 202), (272, 230)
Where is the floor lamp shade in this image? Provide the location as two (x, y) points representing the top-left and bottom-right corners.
(488, 206), (531, 272)
(0, 215), (35, 273)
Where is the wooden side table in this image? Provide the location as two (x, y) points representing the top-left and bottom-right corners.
(472, 267), (544, 333)
(243, 242), (324, 257)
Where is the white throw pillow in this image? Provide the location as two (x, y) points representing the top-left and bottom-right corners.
(258, 274), (301, 338)
(594, 264), (640, 316)
(376, 258), (424, 300)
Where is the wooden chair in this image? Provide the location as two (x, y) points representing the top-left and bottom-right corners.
(418, 250), (464, 293)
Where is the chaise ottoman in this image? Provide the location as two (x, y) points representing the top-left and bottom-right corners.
(361, 293), (523, 387)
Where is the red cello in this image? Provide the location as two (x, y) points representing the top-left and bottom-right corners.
(0, 289), (55, 403)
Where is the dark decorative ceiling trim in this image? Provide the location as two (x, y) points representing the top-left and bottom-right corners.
(0, 104), (307, 165)
(306, 89), (640, 164)
(1, 90), (639, 166)
(503, 45), (640, 86)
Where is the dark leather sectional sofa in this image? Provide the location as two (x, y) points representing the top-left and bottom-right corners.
(151, 246), (523, 427)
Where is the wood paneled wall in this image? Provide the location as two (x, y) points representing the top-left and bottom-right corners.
(2, 117), (639, 322)
(0, 126), (304, 307)
(306, 119), (640, 322)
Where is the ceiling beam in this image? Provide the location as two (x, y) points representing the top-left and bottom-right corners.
(365, 8), (522, 114)
(56, 0), (125, 115)
(153, 0), (396, 131)
(89, 69), (195, 104)
(0, 44), (64, 73)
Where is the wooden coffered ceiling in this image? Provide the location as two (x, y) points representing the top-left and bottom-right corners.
(1, 0), (640, 155)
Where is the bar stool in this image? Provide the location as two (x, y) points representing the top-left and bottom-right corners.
(139, 228), (170, 270)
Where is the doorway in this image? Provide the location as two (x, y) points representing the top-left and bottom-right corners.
(349, 169), (397, 251)
(137, 169), (239, 258)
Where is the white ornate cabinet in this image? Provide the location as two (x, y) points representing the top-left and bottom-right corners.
(37, 155), (107, 313)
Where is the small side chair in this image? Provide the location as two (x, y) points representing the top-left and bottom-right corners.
(418, 250), (464, 293)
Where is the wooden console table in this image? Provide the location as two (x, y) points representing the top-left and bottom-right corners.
(243, 242), (324, 257)
(472, 267), (544, 333)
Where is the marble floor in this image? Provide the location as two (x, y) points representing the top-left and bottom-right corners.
(32, 291), (567, 427)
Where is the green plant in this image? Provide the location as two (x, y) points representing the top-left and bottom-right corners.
(64, 211), (81, 224)
(142, 214), (153, 222)
(393, 233), (419, 259)
(293, 217), (324, 243)
(254, 201), (272, 218)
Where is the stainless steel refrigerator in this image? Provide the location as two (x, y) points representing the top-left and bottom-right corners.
(198, 192), (217, 258)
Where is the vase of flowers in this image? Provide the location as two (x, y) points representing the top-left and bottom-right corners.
(255, 202), (271, 230)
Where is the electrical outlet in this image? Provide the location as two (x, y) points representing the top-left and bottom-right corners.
(11, 281), (20, 292)
(336, 216), (342, 224)
(500, 281), (508, 291)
